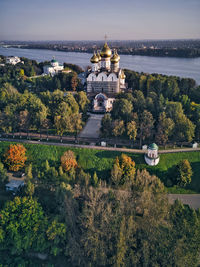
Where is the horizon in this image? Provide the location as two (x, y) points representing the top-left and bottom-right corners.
(0, 0), (200, 41)
(1, 38), (200, 43)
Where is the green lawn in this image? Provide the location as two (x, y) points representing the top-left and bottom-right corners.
(0, 141), (199, 193)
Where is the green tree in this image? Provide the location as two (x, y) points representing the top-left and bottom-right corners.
(112, 120), (125, 139)
(175, 159), (193, 187)
(138, 110), (154, 147)
(92, 172), (98, 187)
(155, 112), (175, 145)
(112, 98), (133, 121)
(75, 91), (89, 113)
(0, 161), (8, 183)
(111, 154), (136, 187)
(127, 120), (137, 141)
(101, 113), (113, 138)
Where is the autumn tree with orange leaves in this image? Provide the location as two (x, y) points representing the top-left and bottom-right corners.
(4, 144), (27, 171)
(61, 150), (78, 172)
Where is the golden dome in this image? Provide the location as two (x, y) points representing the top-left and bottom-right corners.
(100, 42), (112, 58)
(97, 51), (101, 61)
(111, 50), (120, 63)
(120, 70), (126, 79)
(90, 52), (99, 63)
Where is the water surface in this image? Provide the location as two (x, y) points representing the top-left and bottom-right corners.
(1, 47), (199, 84)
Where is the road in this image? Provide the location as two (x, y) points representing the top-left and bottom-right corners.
(168, 194), (200, 209)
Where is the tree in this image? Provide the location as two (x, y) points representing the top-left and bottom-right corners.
(0, 161), (8, 183)
(127, 120), (137, 141)
(70, 73), (78, 91)
(0, 196), (66, 260)
(92, 172), (98, 187)
(155, 112), (175, 145)
(112, 98), (133, 121)
(112, 120), (125, 139)
(138, 110), (154, 147)
(0, 196), (47, 255)
(101, 113), (113, 138)
(54, 102), (72, 141)
(61, 150), (78, 172)
(25, 163), (33, 179)
(25, 180), (35, 196)
(70, 113), (82, 140)
(75, 91), (89, 113)
(175, 159), (193, 187)
(4, 144), (27, 171)
(111, 154), (136, 187)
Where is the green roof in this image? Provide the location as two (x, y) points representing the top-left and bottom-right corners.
(148, 143), (158, 150)
(51, 59), (57, 63)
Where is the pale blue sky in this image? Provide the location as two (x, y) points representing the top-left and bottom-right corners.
(0, 0), (199, 40)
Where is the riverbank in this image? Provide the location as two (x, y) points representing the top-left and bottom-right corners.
(1, 46), (200, 84)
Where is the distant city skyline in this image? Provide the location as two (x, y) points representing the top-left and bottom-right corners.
(0, 0), (200, 41)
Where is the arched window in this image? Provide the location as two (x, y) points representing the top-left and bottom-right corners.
(102, 76), (104, 81)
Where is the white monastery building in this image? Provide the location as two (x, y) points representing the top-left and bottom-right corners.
(6, 56), (22, 65)
(86, 42), (126, 112)
(43, 57), (64, 76)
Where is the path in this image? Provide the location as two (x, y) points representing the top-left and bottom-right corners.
(79, 114), (104, 139)
(0, 138), (200, 154)
(168, 194), (200, 209)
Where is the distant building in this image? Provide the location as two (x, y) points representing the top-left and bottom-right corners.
(6, 179), (25, 195)
(86, 42), (126, 112)
(6, 56), (21, 65)
(43, 57), (64, 76)
(144, 143), (160, 166)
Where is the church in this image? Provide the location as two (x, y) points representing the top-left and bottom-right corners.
(43, 57), (64, 76)
(86, 42), (126, 112)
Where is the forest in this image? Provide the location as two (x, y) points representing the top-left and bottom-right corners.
(0, 56), (89, 139)
(0, 56), (200, 266)
(101, 69), (200, 147)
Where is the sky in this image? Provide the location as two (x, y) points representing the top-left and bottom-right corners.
(0, 0), (200, 41)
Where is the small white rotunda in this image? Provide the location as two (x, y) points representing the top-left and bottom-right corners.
(144, 143), (160, 166)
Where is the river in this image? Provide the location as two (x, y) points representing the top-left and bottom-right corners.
(0, 47), (200, 84)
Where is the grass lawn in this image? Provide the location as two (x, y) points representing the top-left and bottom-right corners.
(0, 141), (199, 193)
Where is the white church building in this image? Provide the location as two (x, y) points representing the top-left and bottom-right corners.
(86, 42), (126, 112)
(43, 57), (64, 76)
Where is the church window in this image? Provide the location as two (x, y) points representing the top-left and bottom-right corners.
(112, 77), (113, 81)
(92, 76), (94, 81)
(102, 77), (103, 81)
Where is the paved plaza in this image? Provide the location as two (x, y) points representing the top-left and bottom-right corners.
(79, 114), (104, 139)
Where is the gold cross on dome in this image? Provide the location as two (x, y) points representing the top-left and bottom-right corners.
(104, 34), (108, 42)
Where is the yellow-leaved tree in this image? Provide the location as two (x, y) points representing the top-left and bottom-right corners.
(61, 150), (78, 172)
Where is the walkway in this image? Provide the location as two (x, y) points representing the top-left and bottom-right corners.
(0, 138), (200, 154)
(79, 114), (104, 139)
